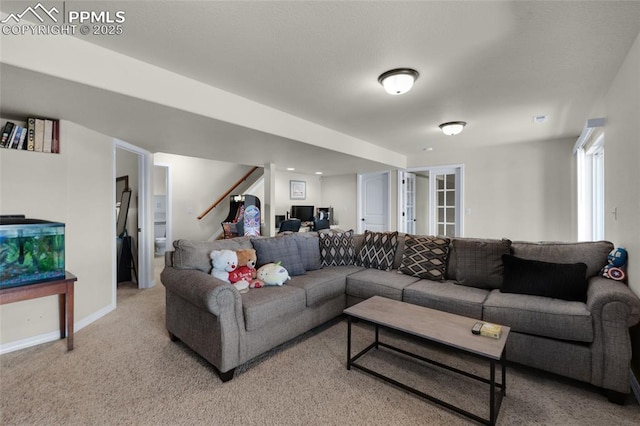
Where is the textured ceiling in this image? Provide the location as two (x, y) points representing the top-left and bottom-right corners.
(2, 1), (640, 173)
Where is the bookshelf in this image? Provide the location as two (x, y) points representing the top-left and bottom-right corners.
(0, 117), (61, 154)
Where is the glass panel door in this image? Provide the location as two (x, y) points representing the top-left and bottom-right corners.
(429, 167), (462, 237)
(404, 172), (416, 234)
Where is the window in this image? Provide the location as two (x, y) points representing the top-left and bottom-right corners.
(575, 118), (605, 241)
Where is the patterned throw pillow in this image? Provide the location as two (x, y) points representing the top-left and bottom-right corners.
(398, 235), (450, 280)
(356, 230), (399, 271)
(319, 230), (356, 267)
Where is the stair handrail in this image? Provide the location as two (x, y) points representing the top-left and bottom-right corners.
(197, 166), (260, 220)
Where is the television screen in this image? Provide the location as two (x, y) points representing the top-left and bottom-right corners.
(290, 205), (314, 222)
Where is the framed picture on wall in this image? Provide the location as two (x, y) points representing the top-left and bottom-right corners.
(290, 180), (306, 200)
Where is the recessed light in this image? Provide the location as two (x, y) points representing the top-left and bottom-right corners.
(287, 167), (295, 171)
(315, 171), (323, 175)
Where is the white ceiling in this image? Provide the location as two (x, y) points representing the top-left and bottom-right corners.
(2, 1), (640, 174)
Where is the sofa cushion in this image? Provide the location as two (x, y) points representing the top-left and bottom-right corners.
(288, 266), (363, 306)
(346, 269), (420, 300)
(319, 230), (356, 266)
(511, 240), (613, 278)
(501, 255), (588, 302)
(483, 289), (593, 342)
(399, 235), (450, 281)
(172, 238), (254, 273)
(292, 233), (322, 271)
(241, 285), (307, 331)
(451, 238), (512, 289)
(356, 230), (399, 271)
(403, 280), (489, 319)
(252, 236), (306, 276)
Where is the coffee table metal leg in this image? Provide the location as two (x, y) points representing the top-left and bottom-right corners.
(375, 324), (379, 349)
(347, 316), (352, 370)
(490, 359), (496, 425)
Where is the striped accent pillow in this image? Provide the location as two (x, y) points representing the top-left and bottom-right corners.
(399, 235), (450, 281)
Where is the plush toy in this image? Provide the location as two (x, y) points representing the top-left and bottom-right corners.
(601, 247), (628, 281)
(229, 249), (258, 290)
(234, 249), (263, 288)
(210, 249), (249, 293)
(255, 262), (291, 286)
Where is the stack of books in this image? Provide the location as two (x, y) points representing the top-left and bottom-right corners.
(0, 118), (60, 153)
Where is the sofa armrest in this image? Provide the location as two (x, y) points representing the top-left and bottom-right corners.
(161, 266), (240, 317)
(587, 276), (640, 327)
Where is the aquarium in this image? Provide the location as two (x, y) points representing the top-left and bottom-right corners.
(0, 218), (65, 289)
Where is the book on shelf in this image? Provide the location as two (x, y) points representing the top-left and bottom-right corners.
(43, 119), (53, 153)
(34, 118), (45, 152)
(0, 121), (14, 148)
(17, 125), (27, 150)
(27, 118), (35, 151)
(8, 126), (23, 149)
(52, 120), (59, 153)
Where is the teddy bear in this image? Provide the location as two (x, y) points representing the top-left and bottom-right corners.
(210, 249), (249, 293)
(254, 262), (291, 286)
(601, 247), (628, 281)
(234, 248), (264, 288)
(229, 248), (258, 289)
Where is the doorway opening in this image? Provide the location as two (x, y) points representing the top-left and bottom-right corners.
(398, 165), (464, 237)
(114, 139), (154, 290)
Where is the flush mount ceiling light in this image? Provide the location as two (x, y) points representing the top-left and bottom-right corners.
(378, 68), (419, 95)
(439, 121), (467, 136)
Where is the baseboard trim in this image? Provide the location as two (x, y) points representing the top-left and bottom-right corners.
(631, 369), (640, 403)
(0, 303), (115, 355)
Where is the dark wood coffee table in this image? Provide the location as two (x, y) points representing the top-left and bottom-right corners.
(344, 296), (510, 425)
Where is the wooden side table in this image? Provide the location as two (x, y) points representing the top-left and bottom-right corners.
(0, 272), (78, 350)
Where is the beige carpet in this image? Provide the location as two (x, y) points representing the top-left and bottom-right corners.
(2, 261), (640, 425)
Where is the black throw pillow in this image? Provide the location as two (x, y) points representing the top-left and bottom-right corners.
(501, 255), (588, 302)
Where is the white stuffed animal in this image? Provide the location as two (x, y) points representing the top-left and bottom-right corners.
(256, 262), (291, 286)
(210, 250), (249, 293)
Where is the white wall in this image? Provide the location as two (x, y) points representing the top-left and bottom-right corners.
(0, 120), (115, 349)
(603, 31), (640, 297)
(407, 138), (575, 241)
(321, 174), (357, 231)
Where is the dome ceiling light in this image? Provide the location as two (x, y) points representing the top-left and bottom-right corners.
(378, 68), (419, 95)
(439, 121), (467, 136)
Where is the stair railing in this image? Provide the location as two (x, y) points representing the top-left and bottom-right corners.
(197, 166), (259, 220)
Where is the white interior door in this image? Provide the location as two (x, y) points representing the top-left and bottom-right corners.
(428, 166), (463, 237)
(357, 172), (390, 233)
(404, 172), (416, 234)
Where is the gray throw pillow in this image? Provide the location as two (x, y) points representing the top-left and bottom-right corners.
(292, 233), (322, 271)
(251, 236), (306, 276)
(453, 238), (512, 289)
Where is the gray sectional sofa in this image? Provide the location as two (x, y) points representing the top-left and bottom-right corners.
(160, 231), (640, 403)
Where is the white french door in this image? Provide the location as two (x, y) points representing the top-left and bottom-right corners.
(397, 171), (416, 234)
(429, 166), (463, 237)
